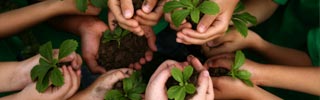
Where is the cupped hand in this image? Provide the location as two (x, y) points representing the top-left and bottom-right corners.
(176, 0), (239, 45)
(16, 66), (81, 100)
(202, 29), (262, 57)
(134, 0), (166, 26)
(53, 49), (83, 71)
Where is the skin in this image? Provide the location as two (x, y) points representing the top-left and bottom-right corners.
(202, 29), (312, 66)
(69, 68), (133, 100)
(0, 0), (100, 38)
(146, 59), (214, 100)
(202, 53), (320, 96)
(0, 65), (81, 100)
(188, 55), (282, 99)
(0, 51), (81, 92)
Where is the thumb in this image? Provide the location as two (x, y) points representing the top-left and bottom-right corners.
(143, 26), (157, 51)
(142, 0), (158, 13)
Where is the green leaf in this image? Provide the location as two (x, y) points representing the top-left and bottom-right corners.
(236, 70), (251, 80)
(128, 93), (141, 100)
(39, 58), (50, 66)
(171, 9), (190, 27)
(36, 72), (50, 93)
(50, 67), (64, 86)
(192, 0), (199, 6)
(171, 67), (183, 83)
(167, 86), (185, 100)
(180, 0), (193, 8)
(31, 65), (42, 81)
(243, 79), (254, 87)
(123, 78), (133, 93)
(198, 1), (219, 15)
(31, 65), (52, 82)
(232, 19), (248, 37)
(233, 12), (257, 25)
(184, 83), (196, 94)
(234, 1), (245, 13)
(114, 26), (123, 36)
(58, 39), (78, 60)
(91, 0), (108, 9)
(131, 83), (146, 94)
(182, 65), (193, 82)
(39, 41), (53, 62)
(190, 8), (200, 23)
(233, 50), (245, 69)
(163, 1), (184, 13)
(76, 0), (88, 13)
(104, 90), (124, 100)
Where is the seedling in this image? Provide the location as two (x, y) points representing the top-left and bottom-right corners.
(104, 71), (146, 100)
(102, 26), (130, 47)
(231, 2), (257, 37)
(163, 0), (220, 27)
(167, 66), (196, 100)
(229, 50), (253, 87)
(30, 39), (78, 92)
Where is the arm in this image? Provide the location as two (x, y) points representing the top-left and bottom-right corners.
(0, 0), (100, 38)
(203, 29), (312, 66)
(250, 62), (320, 95)
(243, 0), (279, 26)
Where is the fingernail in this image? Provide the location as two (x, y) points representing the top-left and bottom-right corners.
(203, 70), (209, 77)
(198, 25), (206, 33)
(142, 5), (151, 13)
(124, 10), (132, 18)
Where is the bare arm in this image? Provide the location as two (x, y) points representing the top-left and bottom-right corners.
(246, 61), (320, 95)
(243, 0), (279, 26)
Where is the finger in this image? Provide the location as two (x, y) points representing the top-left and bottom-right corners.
(59, 52), (76, 63)
(193, 70), (210, 99)
(146, 68), (171, 100)
(64, 67), (80, 99)
(149, 60), (179, 80)
(106, 68), (134, 76)
(58, 66), (72, 96)
(140, 58), (146, 65)
(53, 49), (59, 59)
(145, 50), (153, 61)
(118, 23), (144, 36)
(206, 76), (214, 100)
(187, 55), (206, 72)
(197, 14), (217, 33)
(134, 16), (158, 26)
(108, 1), (139, 27)
(107, 70), (130, 86)
(143, 27), (157, 51)
(88, 65), (107, 74)
(108, 12), (117, 31)
(136, 10), (159, 22)
(177, 31), (222, 45)
(120, 0), (134, 18)
(142, 0), (158, 13)
(134, 62), (142, 70)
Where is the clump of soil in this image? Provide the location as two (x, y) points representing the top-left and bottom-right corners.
(98, 33), (149, 70)
(208, 67), (230, 77)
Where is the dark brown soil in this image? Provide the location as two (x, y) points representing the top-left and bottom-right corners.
(98, 33), (149, 70)
(208, 67), (230, 77)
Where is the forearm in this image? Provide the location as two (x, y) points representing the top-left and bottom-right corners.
(0, 55), (39, 92)
(249, 86), (282, 100)
(252, 38), (312, 66)
(243, 0), (278, 26)
(256, 63), (320, 95)
(0, 0), (65, 38)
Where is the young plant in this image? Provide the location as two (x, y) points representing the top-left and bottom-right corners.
(231, 1), (257, 37)
(163, 0), (220, 27)
(30, 39), (78, 92)
(228, 50), (253, 87)
(167, 66), (196, 100)
(104, 71), (146, 100)
(102, 26), (130, 47)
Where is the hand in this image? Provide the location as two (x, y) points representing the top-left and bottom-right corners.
(202, 29), (262, 57)
(129, 26), (157, 70)
(134, 0), (165, 26)
(15, 66), (81, 100)
(53, 49), (83, 70)
(146, 60), (214, 100)
(69, 68), (133, 100)
(107, 0), (143, 36)
(176, 0), (239, 45)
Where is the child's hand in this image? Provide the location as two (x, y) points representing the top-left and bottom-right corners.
(202, 29), (262, 57)
(108, 1), (143, 36)
(16, 66), (81, 100)
(134, 0), (166, 26)
(53, 50), (83, 70)
(176, 0), (239, 45)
